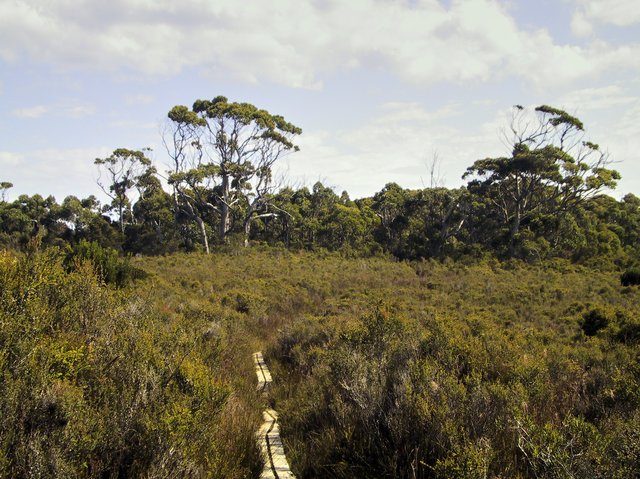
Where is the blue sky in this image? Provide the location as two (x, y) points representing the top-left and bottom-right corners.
(1, 0), (639, 202)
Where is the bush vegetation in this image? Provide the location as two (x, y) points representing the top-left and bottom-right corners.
(2, 103), (639, 270)
(255, 254), (640, 478)
(2, 246), (640, 477)
(65, 240), (147, 287)
(0, 248), (261, 478)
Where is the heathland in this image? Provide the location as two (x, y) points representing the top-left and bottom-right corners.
(2, 246), (639, 478)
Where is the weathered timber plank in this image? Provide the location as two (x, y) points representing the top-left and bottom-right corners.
(253, 352), (296, 478)
(253, 351), (273, 392)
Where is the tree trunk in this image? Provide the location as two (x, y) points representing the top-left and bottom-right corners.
(242, 198), (259, 248)
(284, 218), (290, 248)
(508, 210), (521, 257)
(196, 216), (210, 254)
(243, 218), (251, 248)
(435, 199), (460, 257)
(118, 203), (124, 234)
(219, 174), (231, 243)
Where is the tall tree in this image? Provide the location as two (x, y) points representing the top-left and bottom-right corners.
(163, 105), (214, 253)
(371, 183), (410, 255)
(127, 173), (180, 255)
(0, 182), (13, 202)
(166, 96), (301, 247)
(463, 105), (620, 257)
(94, 148), (152, 233)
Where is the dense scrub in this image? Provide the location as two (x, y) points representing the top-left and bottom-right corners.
(3, 99), (639, 477)
(3, 247), (640, 477)
(259, 257), (640, 478)
(137, 250), (640, 478)
(2, 184), (640, 268)
(0, 248), (261, 478)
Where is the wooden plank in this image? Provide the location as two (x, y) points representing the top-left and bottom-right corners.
(253, 351), (273, 392)
(258, 409), (296, 479)
(253, 352), (296, 478)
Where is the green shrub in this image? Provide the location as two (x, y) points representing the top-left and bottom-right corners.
(66, 240), (146, 287)
(0, 249), (259, 478)
(116, 250), (640, 478)
(615, 315), (640, 345)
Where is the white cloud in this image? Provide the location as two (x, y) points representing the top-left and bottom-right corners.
(110, 119), (157, 129)
(2, 0), (639, 89)
(0, 151), (23, 166)
(282, 101), (507, 197)
(125, 94), (155, 105)
(0, 147), (112, 202)
(66, 103), (95, 118)
(12, 105), (49, 118)
(570, 12), (593, 37)
(572, 0), (640, 27)
(285, 94), (640, 199)
(11, 101), (95, 119)
(557, 85), (636, 111)
(570, 0), (640, 40)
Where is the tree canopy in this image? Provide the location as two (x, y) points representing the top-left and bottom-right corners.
(463, 105), (620, 257)
(164, 96), (302, 251)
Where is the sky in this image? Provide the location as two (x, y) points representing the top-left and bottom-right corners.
(1, 0), (639, 203)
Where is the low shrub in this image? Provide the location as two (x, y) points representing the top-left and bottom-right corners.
(66, 240), (146, 287)
(0, 249), (258, 478)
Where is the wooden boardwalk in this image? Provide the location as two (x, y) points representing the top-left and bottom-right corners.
(253, 352), (296, 479)
(253, 351), (273, 393)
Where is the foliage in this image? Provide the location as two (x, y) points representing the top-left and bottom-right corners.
(2, 243), (640, 477)
(4, 97), (640, 478)
(463, 105), (620, 258)
(94, 148), (153, 233)
(165, 95), (302, 250)
(65, 240), (146, 288)
(0, 181), (12, 202)
(3, 101), (640, 269)
(0, 249), (261, 478)
(250, 254), (640, 478)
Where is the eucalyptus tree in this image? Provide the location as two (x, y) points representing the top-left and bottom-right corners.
(163, 105), (214, 253)
(463, 105), (620, 257)
(370, 184), (467, 259)
(94, 148), (152, 233)
(166, 96), (301, 248)
(60, 195), (99, 235)
(0, 194), (67, 249)
(409, 187), (468, 258)
(0, 181), (12, 202)
(260, 186), (306, 248)
(128, 173), (179, 255)
(371, 183), (411, 254)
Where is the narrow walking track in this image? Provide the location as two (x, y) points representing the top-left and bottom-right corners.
(253, 351), (273, 393)
(253, 352), (296, 479)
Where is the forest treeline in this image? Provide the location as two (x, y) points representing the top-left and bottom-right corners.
(1, 101), (637, 267)
(1, 181), (638, 267)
